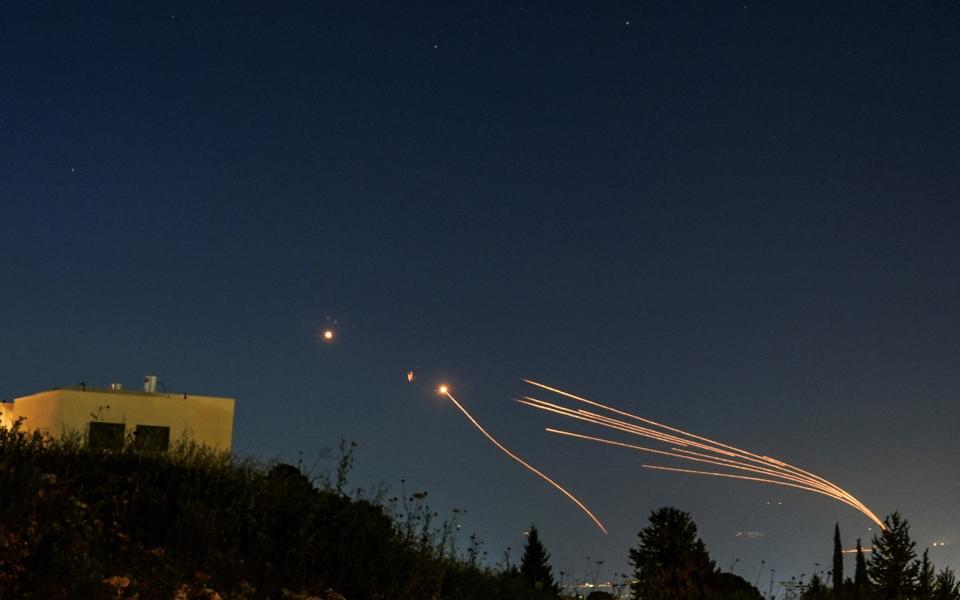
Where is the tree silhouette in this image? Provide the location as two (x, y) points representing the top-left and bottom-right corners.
(519, 525), (559, 595)
(917, 549), (935, 600)
(713, 572), (764, 600)
(833, 523), (844, 594)
(802, 573), (828, 600)
(933, 568), (960, 600)
(868, 512), (918, 600)
(854, 538), (869, 599)
(629, 507), (715, 600)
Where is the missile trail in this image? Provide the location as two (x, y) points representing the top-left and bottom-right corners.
(521, 380), (885, 529)
(525, 384), (882, 527)
(439, 386), (608, 534)
(545, 429), (849, 501)
(545, 429), (871, 515)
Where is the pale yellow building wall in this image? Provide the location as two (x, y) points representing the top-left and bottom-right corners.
(1, 389), (234, 451)
(0, 401), (14, 430)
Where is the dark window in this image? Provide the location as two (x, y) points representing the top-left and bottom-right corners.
(89, 422), (125, 450)
(134, 425), (170, 452)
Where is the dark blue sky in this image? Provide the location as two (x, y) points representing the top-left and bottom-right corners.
(3, 1), (959, 588)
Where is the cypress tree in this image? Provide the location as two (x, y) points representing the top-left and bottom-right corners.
(833, 523), (844, 593)
(854, 538), (869, 599)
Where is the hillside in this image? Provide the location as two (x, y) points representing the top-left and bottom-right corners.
(0, 422), (559, 600)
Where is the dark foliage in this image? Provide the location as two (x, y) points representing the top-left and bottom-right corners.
(630, 506), (736, 600)
(834, 523), (844, 593)
(0, 421), (562, 599)
(628, 506), (762, 600)
(868, 512), (918, 600)
(855, 538), (869, 599)
(711, 572), (764, 600)
(933, 568), (960, 600)
(519, 525), (559, 595)
(918, 549), (935, 600)
(630, 507), (715, 600)
(801, 574), (828, 600)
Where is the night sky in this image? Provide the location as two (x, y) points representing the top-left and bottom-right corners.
(3, 1), (959, 589)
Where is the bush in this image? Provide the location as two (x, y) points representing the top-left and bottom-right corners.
(0, 420), (563, 599)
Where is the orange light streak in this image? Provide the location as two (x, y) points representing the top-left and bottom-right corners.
(440, 388), (607, 534)
(665, 448), (841, 496)
(522, 380), (885, 530)
(640, 464), (874, 509)
(525, 395), (830, 491)
(546, 428), (852, 505)
(517, 397), (687, 446)
(523, 396), (857, 497)
(525, 379), (788, 466)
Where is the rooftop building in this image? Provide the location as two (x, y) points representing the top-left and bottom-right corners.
(0, 375), (235, 451)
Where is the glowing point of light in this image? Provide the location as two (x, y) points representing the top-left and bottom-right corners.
(322, 329), (334, 340)
(438, 384), (449, 395)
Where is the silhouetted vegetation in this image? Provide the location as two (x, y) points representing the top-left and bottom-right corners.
(799, 513), (960, 600)
(0, 421), (566, 599)
(8, 417), (956, 600)
(519, 525), (560, 595)
(855, 538), (869, 599)
(833, 524), (844, 593)
(628, 506), (762, 600)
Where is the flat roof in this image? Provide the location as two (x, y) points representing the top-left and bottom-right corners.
(14, 386), (233, 401)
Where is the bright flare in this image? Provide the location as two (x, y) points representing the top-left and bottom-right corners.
(438, 386), (607, 534)
(322, 329), (334, 340)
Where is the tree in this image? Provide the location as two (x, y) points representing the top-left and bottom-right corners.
(629, 507), (715, 600)
(868, 512), (918, 600)
(933, 568), (960, 600)
(712, 572), (764, 600)
(854, 538), (869, 599)
(802, 574), (829, 600)
(833, 523), (844, 594)
(519, 525), (559, 595)
(917, 549), (935, 600)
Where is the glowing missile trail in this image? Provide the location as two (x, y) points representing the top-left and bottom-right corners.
(524, 380), (791, 466)
(437, 385), (607, 534)
(520, 380), (885, 530)
(545, 429), (849, 500)
(546, 429), (872, 515)
(640, 464), (868, 500)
